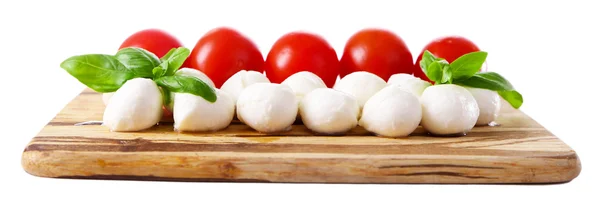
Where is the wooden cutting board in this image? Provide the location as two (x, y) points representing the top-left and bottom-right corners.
(21, 89), (581, 184)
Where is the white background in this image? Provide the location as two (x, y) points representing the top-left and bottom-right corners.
(1, 0), (598, 202)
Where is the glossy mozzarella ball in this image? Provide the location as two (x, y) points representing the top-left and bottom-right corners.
(221, 70), (270, 103)
(173, 89), (235, 132)
(236, 83), (298, 133)
(103, 78), (163, 132)
(359, 85), (422, 137)
(333, 71), (387, 108)
(387, 73), (432, 96)
(300, 88), (360, 134)
(387, 73), (415, 84)
(281, 71), (327, 101)
(420, 84), (479, 135)
(467, 87), (501, 126)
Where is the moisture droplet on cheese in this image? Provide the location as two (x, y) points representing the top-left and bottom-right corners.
(333, 71), (387, 109)
(387, 73), (431, 96)
(359, 85), (422, 137)
(466, 87), (500, 126)
(300, 88), (359, 134)
(103, 78), (163, 132)
(173, 89), (235, 132)
(281, 71), (327, 102)
(421, 84), (479, 135)
(221, 70), (270, 103)
(236, 83), (298, 133)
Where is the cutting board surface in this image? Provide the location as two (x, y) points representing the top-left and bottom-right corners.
(22, 89), (581, 184)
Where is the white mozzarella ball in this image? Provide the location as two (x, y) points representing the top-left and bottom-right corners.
(281, 71), (327, 101)
(420, 84), (479, 135)
(102, 92), (114, 106)
(387, 73), (432, 96)
(300, 88), (359, 134)
(467, 87), (501, 126)
(221, 70), (270, 103)
(236, 83), (298, 133)
(387, 73), (416, 84)
(175, 68), (216, 88)
(173, 89), (235, 132)
(103, 78), (163, 132)
(359, 85), (422, 137)
(333, 71), (387, 108)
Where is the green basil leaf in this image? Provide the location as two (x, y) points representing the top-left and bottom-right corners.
(441, 64), (452, 84)
(154, 75), (217, 103)
(159, 47), (190, 76)
(60, 54), (134, 92)
(498, 90), (523, 109)
(425, 61), (443, 84)
(456, 72), (514, 91)
(115, 48), (161, 78)
(152, 67), (166, 79)
(161, 48), (176, 60)
(449, 51), (488, 80)
(419, 50), (437, 71)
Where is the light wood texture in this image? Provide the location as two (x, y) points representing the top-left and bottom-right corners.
(21, 89), (581, 183)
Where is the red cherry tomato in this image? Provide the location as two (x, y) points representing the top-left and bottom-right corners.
(188, 27), (264, 88)
(119, 29), (190, 67)
(161, 106), (173, 122)
(340, 28), (413, 81)
(264, 32), (339, 87)
(413, 36), (482, 83)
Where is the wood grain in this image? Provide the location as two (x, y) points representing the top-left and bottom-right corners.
(21, 89), (581, 184)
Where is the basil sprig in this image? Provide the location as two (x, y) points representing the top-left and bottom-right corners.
(60, 47), (216, 103)
(420, 50), (523, 109)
